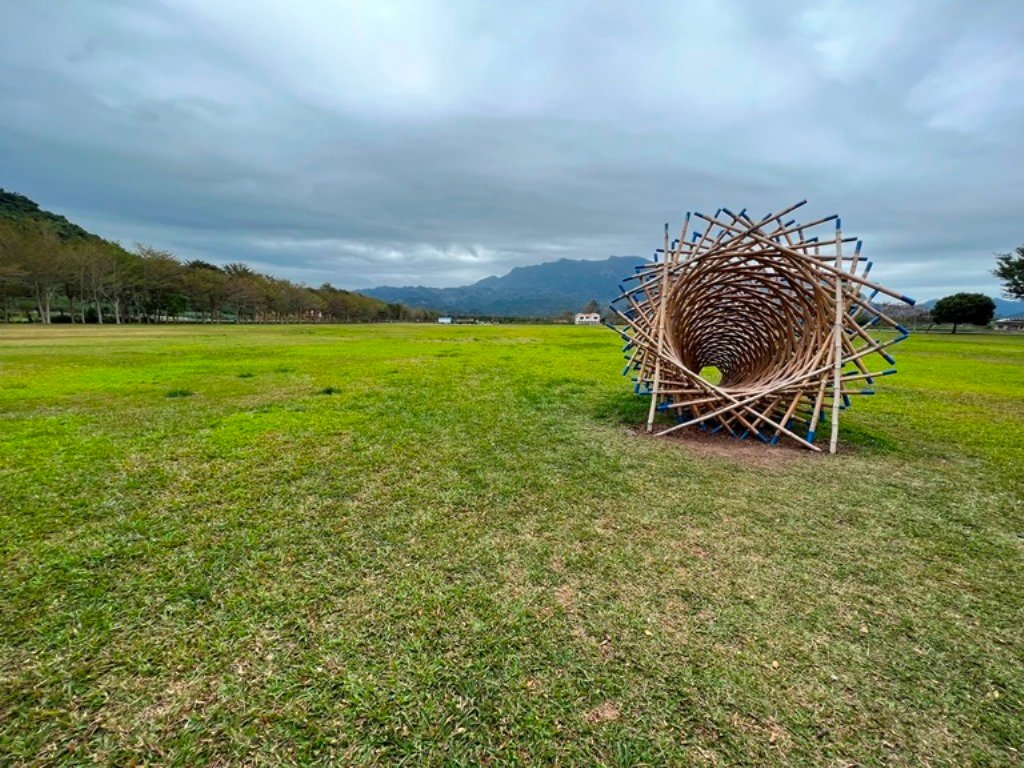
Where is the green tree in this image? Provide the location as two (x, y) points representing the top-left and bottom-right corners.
(0, 223), (28, 322)
(62, 242), (92, 323)
(134, 245), (186, 322)
(224, 263), (263, 322)
(184, 262), (228, 322)
(0, 224), (69, 323)
(993, 245), (1024, 300)
(582, 299), (601, 314)
(931, 293), (996, 334)
(99, 243), (139, 324)
(81, 240), (110, 323)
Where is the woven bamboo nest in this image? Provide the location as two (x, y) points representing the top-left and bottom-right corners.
(610, 201), (915, 452)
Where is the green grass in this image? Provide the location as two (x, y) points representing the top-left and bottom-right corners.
(1, 324), (1022, 766)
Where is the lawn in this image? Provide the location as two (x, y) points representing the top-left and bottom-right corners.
(1, 324), (1022, 766)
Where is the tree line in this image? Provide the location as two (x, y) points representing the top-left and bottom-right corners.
(0, 218), (434, 325)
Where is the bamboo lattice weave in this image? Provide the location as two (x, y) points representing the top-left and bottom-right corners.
(610, 202), (915, 452)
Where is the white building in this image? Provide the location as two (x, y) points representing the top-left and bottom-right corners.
(574, 312), (601, 325)
(437, 317), (453, 324)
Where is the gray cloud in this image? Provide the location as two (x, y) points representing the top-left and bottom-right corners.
(2, 0), (1022, 298)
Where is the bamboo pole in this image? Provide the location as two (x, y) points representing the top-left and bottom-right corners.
(829, 219), (844, 454)
(644, 224), (670, 432)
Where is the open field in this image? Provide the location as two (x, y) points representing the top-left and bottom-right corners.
(1, 324), (1022, 766)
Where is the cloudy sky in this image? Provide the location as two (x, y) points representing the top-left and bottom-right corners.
(2, 1), (1022, 298)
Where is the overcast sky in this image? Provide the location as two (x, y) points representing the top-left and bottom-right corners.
(2, 1), (1022, 298)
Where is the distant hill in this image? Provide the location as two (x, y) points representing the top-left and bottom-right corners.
(364, 255), (646, 316)
(0, 188), (96, 240)
(920, 296), (1024, 319)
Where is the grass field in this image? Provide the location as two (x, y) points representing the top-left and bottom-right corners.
(1, 324), (1022, 766)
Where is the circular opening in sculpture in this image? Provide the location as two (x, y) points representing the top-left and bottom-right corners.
(698, 365), (721, 385)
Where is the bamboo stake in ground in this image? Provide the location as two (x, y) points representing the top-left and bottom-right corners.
(644, 224), (670, 432)
(829, 218), (844, 455)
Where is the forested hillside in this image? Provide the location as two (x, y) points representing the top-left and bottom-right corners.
(0, 189), (429, 324)
(0, 189), (93, 239)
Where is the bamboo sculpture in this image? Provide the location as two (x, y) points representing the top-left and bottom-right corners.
(610, 201), (915, 452)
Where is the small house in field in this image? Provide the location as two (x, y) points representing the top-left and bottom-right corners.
(994, 317), (1024, 332)
(574, 312), (601, 325)
(437, 317), (453, 324)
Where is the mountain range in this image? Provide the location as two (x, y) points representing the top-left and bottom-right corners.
(364, 256), (645, 316)
(366, 256), (1024, 319)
